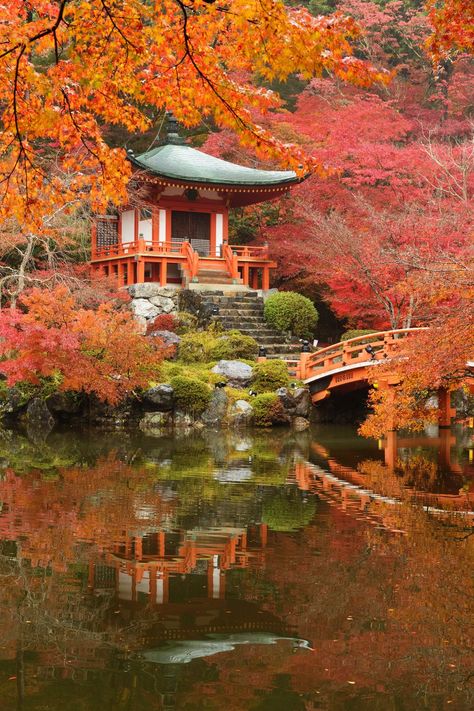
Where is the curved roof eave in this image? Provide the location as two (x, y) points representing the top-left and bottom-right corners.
(128, 144), (301, 188)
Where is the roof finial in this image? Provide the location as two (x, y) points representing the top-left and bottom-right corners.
(164, 111), (186, 145)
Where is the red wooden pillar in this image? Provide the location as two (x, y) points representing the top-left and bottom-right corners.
(151, 262), (160, 283)
(438, 388), (455, 428)
(251, 269), (259, 290)
(136, 258), (145, 283)
(242, 263), (250, 286)
(262, 267), (270, 291)
(384, 431), (397, 472)
(160, 260), (168, 286)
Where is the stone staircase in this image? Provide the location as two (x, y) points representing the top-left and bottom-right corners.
(201, 290), (303, 360)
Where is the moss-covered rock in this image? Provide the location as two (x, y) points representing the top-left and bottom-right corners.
(252, 359), (290, 393)
(169, 376), (211, 415)
(252, 393), (289, 427)
(209, 330), (258, 361)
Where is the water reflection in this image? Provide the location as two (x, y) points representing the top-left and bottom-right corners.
(0, 426), (472, 710)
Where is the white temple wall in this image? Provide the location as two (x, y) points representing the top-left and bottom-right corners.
(121, 210), (135, 243)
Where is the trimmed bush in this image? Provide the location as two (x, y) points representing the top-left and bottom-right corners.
(209, 330), (258, 361)
(178, 328), (258, 363)
(341, 329), (378, 341)
(169, 376), (211, 414)
(252, 392), (288, 427)
(264, 291), (318, 338)
(177, 331), (216, 363)
(252, 359), (289, 393)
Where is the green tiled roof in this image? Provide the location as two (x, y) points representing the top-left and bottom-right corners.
(130, 144), (298, 187)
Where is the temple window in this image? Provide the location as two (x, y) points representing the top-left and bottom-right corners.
(96, 216), (118, 248)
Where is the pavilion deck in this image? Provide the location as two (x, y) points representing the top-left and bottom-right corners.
(90, 236), (276, 289)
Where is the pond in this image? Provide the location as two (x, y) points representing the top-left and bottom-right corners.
(0, 425), (472, 710)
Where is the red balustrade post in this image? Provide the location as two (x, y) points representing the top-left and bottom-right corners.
(299, 352), (311, 380)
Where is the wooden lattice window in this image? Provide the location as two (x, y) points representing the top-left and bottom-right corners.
(96, 217), (119, 247)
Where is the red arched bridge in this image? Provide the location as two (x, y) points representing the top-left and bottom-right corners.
(283, 328), (474, 426)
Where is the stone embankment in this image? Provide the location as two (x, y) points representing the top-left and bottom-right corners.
(138, 359), (311, 436)
(0, 359), (311, 436)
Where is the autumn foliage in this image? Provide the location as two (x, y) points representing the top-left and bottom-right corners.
(0, 286), (162, 403)
(0, 0), (390, 234)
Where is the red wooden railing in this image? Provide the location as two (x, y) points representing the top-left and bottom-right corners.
(228, 245), (269, 259)
(181, 240), (200, 281)
(289, 328), (428, 381)
(222, 243), (240, 280)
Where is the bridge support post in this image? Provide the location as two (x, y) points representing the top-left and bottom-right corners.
(438, 388), (456, 428)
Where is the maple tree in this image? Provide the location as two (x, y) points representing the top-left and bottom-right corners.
(0, 286), (162, 403)
(0, 0), (389, 231)
(426, 0), (474, 60)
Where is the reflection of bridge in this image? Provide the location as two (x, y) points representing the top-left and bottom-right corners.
(306, 431), (474, 514)
(284, 328), (473, 426)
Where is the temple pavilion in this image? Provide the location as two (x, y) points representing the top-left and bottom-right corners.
(91, 114), (300, 290)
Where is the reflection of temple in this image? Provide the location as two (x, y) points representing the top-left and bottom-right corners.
(89, 523), (268, 605)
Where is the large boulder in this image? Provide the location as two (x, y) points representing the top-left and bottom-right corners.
(26, 398), (55, 433)
(211, 360), (253, 387)
(149, 295), (176, 313)
(148, 330), (180, 349)
(142, 384), (175, 411)
(276, 386), (311, 418)
(202, 389), (228, 426)
(229, 399), (253, 426)
(47, 392), (82, 415)
(139, 411), (172, 435)
(276, 387), (296, 413)
(130, 298), (160, 321)
(293, 387), (311, 418)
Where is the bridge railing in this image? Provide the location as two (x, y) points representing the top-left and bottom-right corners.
(298, 328), (428, 380)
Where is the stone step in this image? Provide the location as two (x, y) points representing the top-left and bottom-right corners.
(217, 307), (264, 315)
(197, 277), (242, 285)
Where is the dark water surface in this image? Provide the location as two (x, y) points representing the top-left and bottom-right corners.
(0, 425), (472, 710)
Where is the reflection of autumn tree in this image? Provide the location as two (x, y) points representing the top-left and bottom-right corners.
(0, 453), (177, 570)
(184, 490), (473, 710)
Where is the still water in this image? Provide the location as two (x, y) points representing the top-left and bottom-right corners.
(0, 425), (472, 710)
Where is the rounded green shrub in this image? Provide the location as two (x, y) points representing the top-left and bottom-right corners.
(340, 329), (378, 342)
(169, 376), (211, 414)
(252, 359), (289, 393)
(209, 330), (258, 361)
(177, 332), (216, 363)
(264, 291), (318, 338)
(252, 392), (288, 427)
